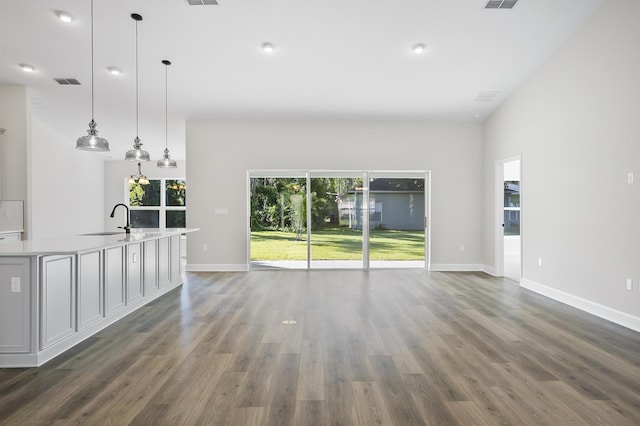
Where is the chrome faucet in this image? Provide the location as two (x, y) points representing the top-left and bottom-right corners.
(110, 203), (131, 234)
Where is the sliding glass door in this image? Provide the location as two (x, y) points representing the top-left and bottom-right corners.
(368, 173), (426, 268)
(249, 170), (429, 270)
(309, 172), (366, 269)
(249, 172), (307, 269)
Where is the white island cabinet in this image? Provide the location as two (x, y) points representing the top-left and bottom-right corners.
(0, 228), (197, 367)
(77, 250), (103, 330)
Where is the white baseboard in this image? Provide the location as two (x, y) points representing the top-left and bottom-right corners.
(521, 278), (640, 333)
(482, 265), (497, 276)
(430, 263), (485, 272)
(185, 263), (249, 272)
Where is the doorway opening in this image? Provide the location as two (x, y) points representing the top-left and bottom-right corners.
(495, 157), (521, 281)
(248, 170), (430, 270)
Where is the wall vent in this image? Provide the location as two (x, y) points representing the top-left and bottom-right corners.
(474, 91), (501, 102)
(186, 0), (218, 5)
(54, 78), (81, 85)
(485, 0), (518, 9)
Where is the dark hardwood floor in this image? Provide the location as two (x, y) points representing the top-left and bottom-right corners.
(1, 270), (639, 425)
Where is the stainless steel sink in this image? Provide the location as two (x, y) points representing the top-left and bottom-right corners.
(80, 232), (124, 236)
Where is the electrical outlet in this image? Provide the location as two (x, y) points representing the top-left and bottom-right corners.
(627, 278), (633, 291)
(203, 243), (208, 252)
(538, 258), (542, 267)
(459, 244), (465, 252)
(11, 277), (21, 293)
(628, 172), (634, 184)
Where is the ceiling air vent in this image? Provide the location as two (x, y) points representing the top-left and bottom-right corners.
(485, 0), (518, 9)
(54, 78), (81, 85)
(186, 0), (218, 5)
(474, 91), (501, 102)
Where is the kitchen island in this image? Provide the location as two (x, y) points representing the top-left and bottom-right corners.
(0, 228), (197, 368)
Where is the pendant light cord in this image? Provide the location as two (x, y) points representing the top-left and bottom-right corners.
(135, 18), (139, 138)
(165, 62), (168, 150)
(90, 0), (95, 120)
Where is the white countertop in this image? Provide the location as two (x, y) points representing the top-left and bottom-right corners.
(0, 228), (198, 256)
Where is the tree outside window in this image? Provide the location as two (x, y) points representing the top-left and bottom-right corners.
(127, 178), (186, 228)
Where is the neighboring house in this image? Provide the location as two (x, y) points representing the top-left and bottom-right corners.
(338, 179), (425, 230)
(504, 181), (520, 235)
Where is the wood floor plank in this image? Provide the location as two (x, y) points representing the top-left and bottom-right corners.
(351, 381), (394, 426)
(296, 339), (325, 401)
(491, 362), (585, 425)
(67, 354), (173, 424)
(378, 326), (424, 375)
(538, 381), (631, 426)
(445, 401), (493, 426)
(264, 353), (300, 426)
(1, 269), (639, 425)
(231, 406), (264, 426)
(128, 403), (171, 426)
(294, 401), (325, 426)
(196, 371), (247, 425)
(323, 342), (360, 426)
(367, 355), (426, 425)
(403, 373), (460, 426)
(237, 342), (281, 407)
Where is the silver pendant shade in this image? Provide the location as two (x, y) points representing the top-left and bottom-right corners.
(125, 137), (150, 161)
(76, 0), (110, 152)
(157, 59), (177, 168)
(77, 119), (109, 151)
(125, 13), (150, 161)
(157, 148), (177, 168)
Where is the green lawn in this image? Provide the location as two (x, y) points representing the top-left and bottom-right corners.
(251, 228), (425, 261)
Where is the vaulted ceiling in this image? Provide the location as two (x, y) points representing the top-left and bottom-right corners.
(0, 0), (602, 160)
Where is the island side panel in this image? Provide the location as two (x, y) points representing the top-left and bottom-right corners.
(0, 257), (31, 353)
(105, 246), (125, 316)
(40, 255), (76, 349)
(77, 250), (103, 330)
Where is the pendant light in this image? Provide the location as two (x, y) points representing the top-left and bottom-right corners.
(124, 13), (150, 161)
(128, 162), (150, 185)
(76, 0), (110, 151)
(157, 59), (177, 168)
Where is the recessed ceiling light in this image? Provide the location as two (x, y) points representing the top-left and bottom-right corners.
(56, 10), (73, 23)
(474, 113), (482, 119)
(412, 43), (426, 54)
(261, 42), (275, 53)
(19, 63), (35, 73)
(107, 67), (122, 76)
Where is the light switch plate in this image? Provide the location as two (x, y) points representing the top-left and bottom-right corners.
(11, 277), (21, 293)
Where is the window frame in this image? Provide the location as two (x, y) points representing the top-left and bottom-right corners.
(125, 177), (186, 229)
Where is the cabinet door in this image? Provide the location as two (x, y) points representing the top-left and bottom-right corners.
(105, 246), (125, 316)
(0, 257), (31, 353)
(77, 250), (103, 330)
(143, 239), (158, 295)
(158, 237), (171, 289)
(127, 243), (143, 304)
(170, 234), (182, 285)
(40, 255), (76, 349)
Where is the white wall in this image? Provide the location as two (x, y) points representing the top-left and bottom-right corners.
(104, 160), (186, 231)
(483, 0), (640, 327)
(30, 118), (106, 239)
(186, 120), (483, 270)
(0, 85), (29, 237)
